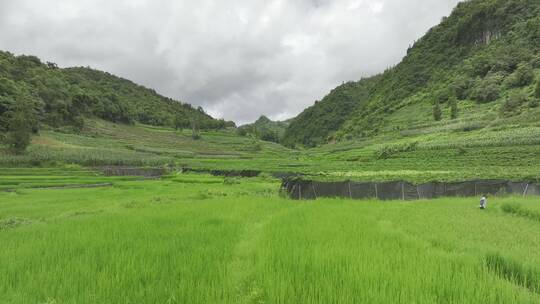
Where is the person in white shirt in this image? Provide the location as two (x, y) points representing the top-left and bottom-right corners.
(479, 196), (487, 209)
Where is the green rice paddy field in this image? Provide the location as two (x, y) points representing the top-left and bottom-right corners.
(1, 172), (540, 303)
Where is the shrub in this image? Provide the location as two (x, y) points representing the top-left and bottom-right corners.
(499, 91), (528, 117)
(452, 78), (472, 100)
(535, 79), (540, 98)
(470, 75), (502, 103)
(259, 129), (280, 143)
(236, 127), (248, 136)
(505, 63), (535, 88)
(5, 98), (38, 153)
(437, 89), (451, 104)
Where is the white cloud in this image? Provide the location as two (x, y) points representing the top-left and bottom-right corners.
(0, 0), (461, 124)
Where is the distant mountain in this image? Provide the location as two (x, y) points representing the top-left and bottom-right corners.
(283, 0), (540, 147)
(0, 50), (232, 134)
(237, 115), (291, 143)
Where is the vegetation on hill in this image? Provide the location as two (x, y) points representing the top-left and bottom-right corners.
(237, 116), (290, 143)
(0, 51), (232, 152)
(281, 77), (380, 147)
(284, 0), (540, 146)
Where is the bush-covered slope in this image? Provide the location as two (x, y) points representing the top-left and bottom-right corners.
(284, 0), (540, 146)
(0, 51), (230, 135)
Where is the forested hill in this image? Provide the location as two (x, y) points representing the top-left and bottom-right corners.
(0, 51), (232, 135)
(283, 0), (540, 147)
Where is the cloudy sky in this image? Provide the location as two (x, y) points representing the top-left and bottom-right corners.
(0, 0), (460, 124)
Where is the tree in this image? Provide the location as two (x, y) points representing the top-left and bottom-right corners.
(46, 62), (58, 69)
(437, 89), (450, 104)
(500, 91), (528, 117)
(5, 98), (38, 153)
(505, 63), (534, 88)
(433, 102), (442, 121)
(174, 115), (189, 130)
(259, 129), (280, 143)
(236, 127), (248, 136)
(470, 75), (501, 103)
(449, 97), (458, 119)
(191, 118), (201, 140)
(452, 78), (471, 100)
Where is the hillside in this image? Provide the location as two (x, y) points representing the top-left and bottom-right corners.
(0, 51), (231, 136)
(282, 76), (380, 147)
(237, 116), (290, 143)
(284, 0), (540, 146)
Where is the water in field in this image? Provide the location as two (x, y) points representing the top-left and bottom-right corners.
(1, 173), (540, 303)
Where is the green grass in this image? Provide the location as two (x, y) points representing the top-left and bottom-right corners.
(1, 173), (540, 303)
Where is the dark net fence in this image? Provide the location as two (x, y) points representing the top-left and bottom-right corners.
(282, 178), (540, 201)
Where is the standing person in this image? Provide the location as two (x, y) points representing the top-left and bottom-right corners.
(479, 195), (487, 209)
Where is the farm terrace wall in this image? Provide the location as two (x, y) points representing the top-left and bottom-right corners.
(281, 179), (540, 201)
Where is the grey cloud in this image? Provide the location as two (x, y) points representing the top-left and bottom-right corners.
(0, 0), (461, 124)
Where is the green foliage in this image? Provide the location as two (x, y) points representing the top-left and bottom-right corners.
(505, 63), (535, 88)
(191, 119), (201, 140)
(469, 73), (503, 103)
(238, 116), (289, 143)
(236, 127), (248, 137)
(174, 115), (190, 130)
(259, 130), (279, 143)
(535, 79), (540, 98)
(0, 50), (223, 133)
(500, 91), (528, 117)
(6, 112), (32, 153)
(449, 97), (459, 119)
(452, 78), (472, 100)
(432, 102), (442, 121)
(4, 96), (39, 153)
